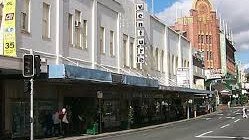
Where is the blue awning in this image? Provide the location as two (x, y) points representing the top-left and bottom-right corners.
(48, 64), (112, 83)
(123, 75), (159, 88)
(48, 64), (159, 88)
(159, 85), (213, 95)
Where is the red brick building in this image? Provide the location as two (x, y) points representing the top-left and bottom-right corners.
(172, 0), (222, 70)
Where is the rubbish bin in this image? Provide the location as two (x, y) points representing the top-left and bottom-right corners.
(86, 123), (98, 135)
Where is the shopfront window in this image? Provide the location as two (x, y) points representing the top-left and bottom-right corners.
(11, 102), (30, 138)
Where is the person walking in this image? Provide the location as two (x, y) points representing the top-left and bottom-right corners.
(60, 108), (69, 136)
(242, 106), (248, 118)
(52, 110), (61, 136)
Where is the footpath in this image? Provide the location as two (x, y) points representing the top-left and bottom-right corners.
(40, 111), (221, 140)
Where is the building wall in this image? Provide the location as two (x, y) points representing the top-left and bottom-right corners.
(0, 0), (194, 85)
(173, 0), (222, 70)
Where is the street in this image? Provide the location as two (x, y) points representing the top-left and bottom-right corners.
(94, 108), (249, 140)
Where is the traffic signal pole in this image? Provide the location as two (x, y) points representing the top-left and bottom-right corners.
(30, 78), (34, 140)
(29, 49), (34, 140)
(23, 49), (41, 140)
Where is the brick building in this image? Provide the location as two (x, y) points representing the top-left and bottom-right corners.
(172, 0), (233, 71)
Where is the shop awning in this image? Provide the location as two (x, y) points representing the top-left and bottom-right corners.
(48, 64), (159, 88)
(123, 75), (159, 88)
(48, 64), (112, 83)
(159, 85), (213, 95)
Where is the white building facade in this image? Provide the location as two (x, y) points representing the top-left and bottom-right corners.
(0, 0), (209, 138)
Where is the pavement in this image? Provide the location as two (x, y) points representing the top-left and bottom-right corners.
(39, 107), (226, 140)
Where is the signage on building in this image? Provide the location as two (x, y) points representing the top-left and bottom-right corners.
(0, 0), (16, 57)
(136, 3), (145, 69)
(176, 68), (190, 88)
(205, 69), (223, 80)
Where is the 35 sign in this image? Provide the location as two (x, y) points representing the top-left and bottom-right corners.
(5, 42), (15, 49)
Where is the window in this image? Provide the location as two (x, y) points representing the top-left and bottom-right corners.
(100, 27), (105, 54)
(42, 3), (50, 38)
(172, 55), (175, 75)
(75, 10), (81, 47)
(123, 35), (128, 66)
(198, 35), (201, 43)
(21, 0), (30, 32)
(210, 51), (213, 60)
(156, 48), (159, 71)
(209, 35), (212, 44)
(129, 39), (134, 68)
(206, 51), (209, 60)
(176, 56), (178, 69)
(0, 5), (2, 28)
(184, 60), (187, 67)
(83, 20), (87, 49)
(206, 35), (209, 44)
(68, 14), (73, 45)
(161, 50), (164, 72)
(201, 35), (204, 43)
(110, 30), (114, 56)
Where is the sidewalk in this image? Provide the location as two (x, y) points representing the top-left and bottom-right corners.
(39, 111), (220, 140)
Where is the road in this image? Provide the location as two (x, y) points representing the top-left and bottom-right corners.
(94, 108), (249, 140)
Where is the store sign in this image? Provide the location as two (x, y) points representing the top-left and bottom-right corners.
(1, 0), (17, 57)
(176, 68), (190, 88)
(136, 3), (145, 69)
(205, 69), (223, 80)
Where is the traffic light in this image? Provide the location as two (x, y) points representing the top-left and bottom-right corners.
(34, 55), (41, 77)
(23, 54), (34, 77)
(24, 80), (31, 94)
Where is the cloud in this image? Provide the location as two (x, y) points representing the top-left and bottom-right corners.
(156, 0), (192, 25)
(156, 0), (249, 52)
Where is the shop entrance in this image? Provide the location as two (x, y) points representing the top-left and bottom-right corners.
(64, 97), (97, 135)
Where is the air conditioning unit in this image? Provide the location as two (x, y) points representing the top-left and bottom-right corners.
(75, 21), (81, 28)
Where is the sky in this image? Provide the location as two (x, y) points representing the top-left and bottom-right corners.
(146, 0), (249, 68)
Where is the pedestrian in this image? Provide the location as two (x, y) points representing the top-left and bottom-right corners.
(60, 108), (69, 136)
(52, 109), (61, 136)
(242, 106), (248, 118)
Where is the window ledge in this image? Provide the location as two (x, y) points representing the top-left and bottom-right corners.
(42, 36), (51, 41)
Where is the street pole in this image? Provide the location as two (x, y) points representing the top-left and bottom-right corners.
(30, 78), (34, 140)
(209, 82), (212, 91)
(29, 49), (34, 140)
(187, 103), (190, 119)
(99, 98), (102, 134)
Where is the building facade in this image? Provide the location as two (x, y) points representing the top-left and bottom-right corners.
(172, 0), (221, 70)
(0, 0), (211, 138)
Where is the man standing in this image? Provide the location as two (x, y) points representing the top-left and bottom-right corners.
(61, 108), (69, 136)
(52, 110), (61, 136)
(242, 106), (248, 118)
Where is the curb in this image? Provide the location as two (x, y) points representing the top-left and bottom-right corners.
(57, 111), (221, 140)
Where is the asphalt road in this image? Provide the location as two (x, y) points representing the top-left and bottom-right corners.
(94, 108), (249, 140)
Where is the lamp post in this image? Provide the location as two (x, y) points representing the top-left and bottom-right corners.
(187, 99), (193, 119)
(97, 91), (103, 133)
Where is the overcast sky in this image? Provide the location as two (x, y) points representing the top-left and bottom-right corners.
(147, 0), (249, 66)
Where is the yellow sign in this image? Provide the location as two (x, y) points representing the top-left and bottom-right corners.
(3, 0), (16, 57)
